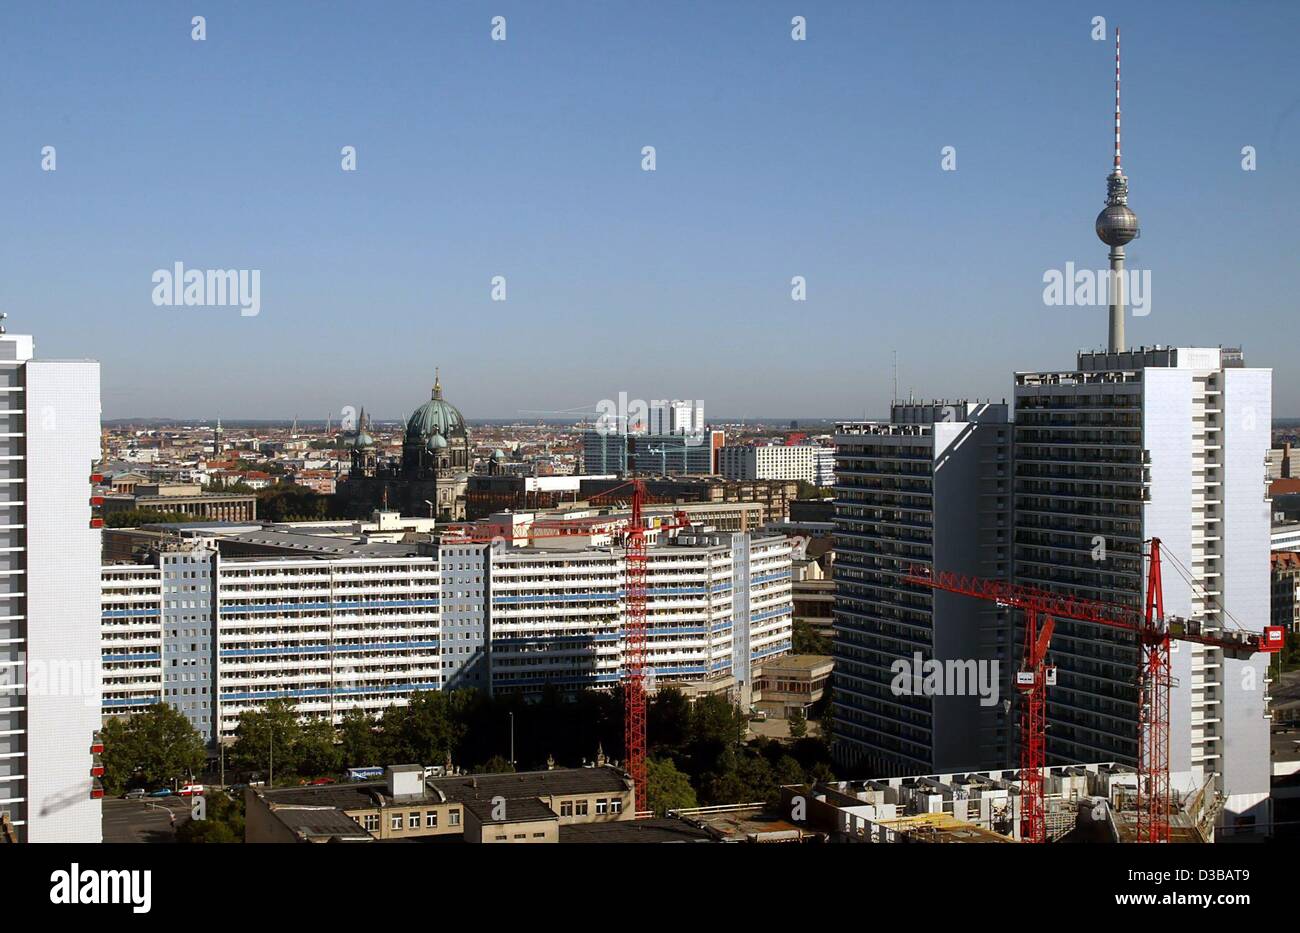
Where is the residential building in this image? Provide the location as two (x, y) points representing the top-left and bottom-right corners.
(832, 402), (1013, 776)
(1012, 346), (1273, 833)
(0, 332), (103, 843)
(719, 443), (816, 484)
(100, 529), (793, 740)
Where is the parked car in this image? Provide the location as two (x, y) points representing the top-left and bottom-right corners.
(177, 784), (205, 797)
(310, 777), (336, 785)
(124, 788), (146, 800)
(147, 788), (174, 798)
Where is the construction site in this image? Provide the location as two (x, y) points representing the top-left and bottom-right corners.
(777, 764), (1227, 844)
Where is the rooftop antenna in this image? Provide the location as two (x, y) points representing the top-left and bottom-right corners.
(892, 350), (898, 407)
(1096, 26), (1140, 353)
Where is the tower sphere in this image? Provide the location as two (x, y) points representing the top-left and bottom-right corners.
(1096, 202), (1138, 247)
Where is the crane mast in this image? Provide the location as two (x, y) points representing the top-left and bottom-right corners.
(905, 538), (1282, 843)
(443, 477), (682, 816)
(622, 480), (648, 813)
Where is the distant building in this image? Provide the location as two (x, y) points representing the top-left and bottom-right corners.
(581, 427), (628, 475)
(335, 373), (472, 520)
(1272, 552), (1300, 633)
(647, 400), (704, 437)
(102, 482), (257, 522)
(627, 433), (713, 475)
(1267, 442), (1292, 481)
(718, 443), (818, 484)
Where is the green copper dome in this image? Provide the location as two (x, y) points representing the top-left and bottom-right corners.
(405, 372), (466, 443)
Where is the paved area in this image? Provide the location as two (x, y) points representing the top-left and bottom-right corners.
(102, 797), (192, 843)
(747, 718), (823, 741)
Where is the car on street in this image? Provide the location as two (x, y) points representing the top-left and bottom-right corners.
(147, 788), (174, 797)
(123, 788), (146, 800)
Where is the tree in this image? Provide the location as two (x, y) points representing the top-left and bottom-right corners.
(133, 704), (207, 788)
(397, 691), (461, 766)
(689, 694), (746, 748)
(645, 756), (697, 815)
(177, 791), (244, 844)
(788, 707), (808, 739)
(473, 755), (515, 774)
(339, 708), (380, 768)
(297, 717), (343, 777)
(773, 754), (807, 788)
(792, 619), (830, 655)
(230, 700), (303, 782)
(648, 687), (691, 752)
(104, 509), (199, 528)
(256, 485), (326, 522)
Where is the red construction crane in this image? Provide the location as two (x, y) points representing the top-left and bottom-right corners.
(905, 537), (1283, 843)
(442, 479), (690, 814)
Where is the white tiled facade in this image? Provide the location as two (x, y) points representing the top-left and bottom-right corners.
(719, 444), (817, 483)
(100, 533), (793, 739)
(1014, 347), (1272, 833)
(1, 335), (103, 843)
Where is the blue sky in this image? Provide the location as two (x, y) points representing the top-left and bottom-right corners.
(3, 1), (1298, 420)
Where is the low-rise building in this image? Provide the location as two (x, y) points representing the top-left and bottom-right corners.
(245, 763), (635, 843)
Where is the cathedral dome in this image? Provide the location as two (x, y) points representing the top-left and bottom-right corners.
(427, 433), (448, 451)
(405, 373), (466, 443)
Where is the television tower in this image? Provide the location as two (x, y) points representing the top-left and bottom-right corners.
(1095, 27), (1140, 353)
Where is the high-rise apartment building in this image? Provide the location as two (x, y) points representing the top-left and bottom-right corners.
(832, 402), (1012, 776)
(1013, 347), (1272, 832)
(0, 332), (103, 843)
(101, 531), (793, 739)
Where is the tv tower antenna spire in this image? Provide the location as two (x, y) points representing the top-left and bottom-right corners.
(1096, 26), (1140, 354)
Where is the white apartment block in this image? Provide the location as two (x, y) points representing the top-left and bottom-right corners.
(812, 445), (836, 487)
(490, 532), (792, 699)
(1014, 346), (1272, 834)
(832, 403), (1012, 776)
(100, 532), (793, 740)
(0, 333), (103, 843)
(719, 443), (817, 484)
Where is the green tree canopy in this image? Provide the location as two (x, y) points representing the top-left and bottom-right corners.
(645, 756), (698, 815)
(99, 704), (206, 793)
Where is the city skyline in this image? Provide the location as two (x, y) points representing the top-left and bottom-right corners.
(6, 1), (1300, 419)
